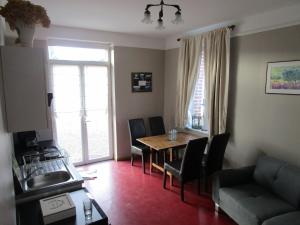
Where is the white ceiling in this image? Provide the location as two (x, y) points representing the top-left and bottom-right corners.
(30, 0), (300, 38)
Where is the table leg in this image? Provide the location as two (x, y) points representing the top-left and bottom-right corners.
(169, 148), (173, 186)
(149, 148), (153, 174)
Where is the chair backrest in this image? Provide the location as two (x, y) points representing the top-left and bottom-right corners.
(149, 116), (165, 136)
(180, 137), (208, 181)
(128, 118), (147, 146)
(205, 133), (230, 176)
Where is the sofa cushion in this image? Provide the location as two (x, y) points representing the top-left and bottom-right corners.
(271, 164), (300, 208)
(254, 156), (300, 208)
(253, 156), (285, 191)
(262, 211), (300, 225)
(219, 183), (295, 225)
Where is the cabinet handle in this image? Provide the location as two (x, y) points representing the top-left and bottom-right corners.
(47, 93), (53, 107)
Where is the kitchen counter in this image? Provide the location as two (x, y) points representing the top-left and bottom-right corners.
(17, 189), (108, 225)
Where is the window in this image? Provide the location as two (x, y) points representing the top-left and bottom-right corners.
(48, 46), (108, 62)
(187, 52), (208, 132)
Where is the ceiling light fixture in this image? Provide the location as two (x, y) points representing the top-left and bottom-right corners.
(142, 0), (183, 29)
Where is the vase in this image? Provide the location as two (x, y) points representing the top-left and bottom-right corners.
(15, 20), (35, 47)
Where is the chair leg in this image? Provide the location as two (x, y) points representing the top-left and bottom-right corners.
(215, 203), (220, 212)
(163, 169), (167, 189)
(142, 154), (146, 174)
(202, 169), (208, 192)
(198, 178), (201, 195)
(131, 154), (134, 166)
(163, 150), (166, 163)
(204, 177), (209, 192)
(174, 149), (178, 160)
(180, 181), (184, 201)
(149, 151), (152, 174)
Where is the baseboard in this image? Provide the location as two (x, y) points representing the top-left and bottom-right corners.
(115, 156), (131, 161)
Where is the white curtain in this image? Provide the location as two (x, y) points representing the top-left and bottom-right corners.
(175, 36), (203, 128)
(175, 27), (230, 137)
(203, 28), (230, 137)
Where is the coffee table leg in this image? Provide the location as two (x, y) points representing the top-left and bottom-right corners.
(150, 148), (153, 174)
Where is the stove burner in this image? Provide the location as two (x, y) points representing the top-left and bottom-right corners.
(44, 152), (60, 160)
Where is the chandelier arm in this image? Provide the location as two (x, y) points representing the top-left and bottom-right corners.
(145, 4), (162, 10)
(163, 4), (181, 11)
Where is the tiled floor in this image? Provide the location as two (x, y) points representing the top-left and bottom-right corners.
(79, 160), (237, 225)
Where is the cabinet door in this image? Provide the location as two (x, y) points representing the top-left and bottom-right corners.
(1, 46), (48, 132)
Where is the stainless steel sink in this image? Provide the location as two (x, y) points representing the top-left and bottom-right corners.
(15, 158), (83, 205)
(26, 171), (71, 190)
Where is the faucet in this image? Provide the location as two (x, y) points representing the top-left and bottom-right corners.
(23, 167), (43, 181)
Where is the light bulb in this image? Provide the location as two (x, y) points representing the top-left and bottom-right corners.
(141, 10), (153, 24)
(156, 18), (165, 30)
(172, 11), (183, 24)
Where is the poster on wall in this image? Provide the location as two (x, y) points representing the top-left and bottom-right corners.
(131, 72), (152, 92)
(266, 60), (300, 95)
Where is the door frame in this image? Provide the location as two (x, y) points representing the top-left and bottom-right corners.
(48, 47), (114, 166)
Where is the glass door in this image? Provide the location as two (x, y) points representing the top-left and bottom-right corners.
(51, 64), (112, 165)
(84, 66), (111, 161)
(52, 65), (83, 163)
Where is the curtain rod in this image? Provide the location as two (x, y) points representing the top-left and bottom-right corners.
(176, 25), (235, 42)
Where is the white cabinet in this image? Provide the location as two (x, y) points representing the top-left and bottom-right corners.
(0, 46), (49, 132)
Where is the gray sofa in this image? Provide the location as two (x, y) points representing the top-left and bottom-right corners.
(212, 156), (300, 225)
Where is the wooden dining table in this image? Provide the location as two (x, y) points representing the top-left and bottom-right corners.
(137, 132), (202, 184)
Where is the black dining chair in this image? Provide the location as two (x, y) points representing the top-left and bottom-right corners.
(163, 137), (208, 201)
(148, 116), (167, 164)
(149, 116), (166, 136)
(128, 118), (150, 174)
(202, 132), (230, 191)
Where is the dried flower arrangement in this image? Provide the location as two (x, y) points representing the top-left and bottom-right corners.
(0, 0), (51, 30)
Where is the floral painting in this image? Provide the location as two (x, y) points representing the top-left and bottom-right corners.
(266, 61), (300, 95)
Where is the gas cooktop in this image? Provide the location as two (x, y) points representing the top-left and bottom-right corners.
(22, 146), (64, 165)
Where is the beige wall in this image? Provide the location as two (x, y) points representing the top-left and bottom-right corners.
(114, 47), (165, 159)
(4, 40), (165, 161)
(0, 50), (16, 225)
(227, 25), (300, 168)
(163, 25), (300, 168)
(1, 18), (15, 225)
(163, 48), (179, 131)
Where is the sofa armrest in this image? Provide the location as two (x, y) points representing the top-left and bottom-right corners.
(212, 166), (255, 204)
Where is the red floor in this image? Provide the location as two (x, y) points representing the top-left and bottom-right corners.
(79, 160), (237, 225)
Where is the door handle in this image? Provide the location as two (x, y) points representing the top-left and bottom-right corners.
(47, 93), (53, 107)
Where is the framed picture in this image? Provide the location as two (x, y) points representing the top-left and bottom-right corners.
(131, 72), (152, 92)
(266, 60), (300, 95)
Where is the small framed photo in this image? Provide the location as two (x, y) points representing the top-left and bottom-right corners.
(266, 60), (300, 95)
(131, 72), (152, 92)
